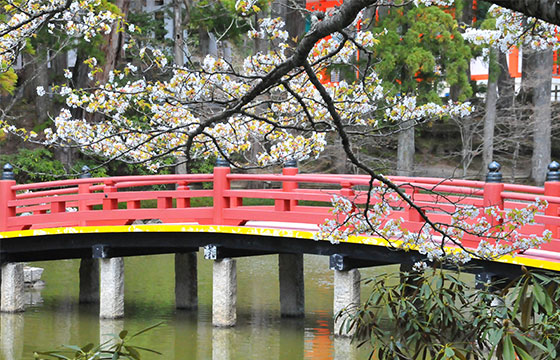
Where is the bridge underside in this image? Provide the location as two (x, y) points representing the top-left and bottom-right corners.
(0, 224), (539, 279)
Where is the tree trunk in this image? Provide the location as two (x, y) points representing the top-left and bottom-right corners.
(530, 49), (553, 185)
(199, 29), (209, 59)
(490, 0), (560, 26)
(34, 45), (49, 125)
(460, 115), (474, 178)
(174, 0), (187, 174)
(397, 120), (414, 176)
(483, 62), (497, 173)
(285, 0), (306, 45)
(98, 0), (130, 84)
(173, 0), (184, 68)
(70, 48), (91, 120)
(253, 12), (268, 53)
(497, 51), (514, 110)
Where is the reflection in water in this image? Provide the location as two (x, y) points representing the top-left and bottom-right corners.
(279, 317), (304, 359)
(334, 336), (359, 360)
(1, 313), (24, 360)
(24, 288), (43, 306)
(99, 318), (124, 349)
(174, 310), (199, 359)
(14, 254), (372, 360)
(212, 327), (234, 360)
(54, 297), (75, 346)
(304, 312), (333, 359)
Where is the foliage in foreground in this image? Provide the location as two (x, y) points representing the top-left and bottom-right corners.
(34, 322), (163, 360)
(341, 268), (560, 360)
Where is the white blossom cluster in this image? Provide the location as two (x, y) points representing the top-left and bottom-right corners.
(413, 0), (454, 6)
(248, 18), (289, 42)
(316, 189), (552, 267)
(8, 3), (473, 171)
(385, 97), (473, 123)
(235, 0), (260, 16)
(463, 5), (560, 53)
(0, 0), (119, 71)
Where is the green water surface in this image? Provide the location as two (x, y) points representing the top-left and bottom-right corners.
(0, 254), (389, 360)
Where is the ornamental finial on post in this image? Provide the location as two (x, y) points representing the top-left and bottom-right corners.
(284, 159), (297, 168)
(80, 165), (91, 179)
(546, 161), (560, 182)
(2, 163), (14, 180)
(486, 161), (502, 183)
(215, 157), (230, 167)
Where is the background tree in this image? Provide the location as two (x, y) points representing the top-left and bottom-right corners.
(370, 3), (472, 175)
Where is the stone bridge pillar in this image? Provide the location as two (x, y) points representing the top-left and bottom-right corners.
(333, 268), (360, 337)
(279, 253), (304, 317)
(79, 258), (99, 304)
(212, 258), (237, 327)
(94, 245), (125, 319)
(175, 252), (198, 310)
(1, 263), (24, 313)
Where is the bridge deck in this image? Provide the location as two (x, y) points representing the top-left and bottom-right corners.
(1, 222), (560, 277)
(2, 164), (560, 276)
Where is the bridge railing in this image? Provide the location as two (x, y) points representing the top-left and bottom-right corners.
(2, 161), (560, 253)
(1, 172), (216, 230)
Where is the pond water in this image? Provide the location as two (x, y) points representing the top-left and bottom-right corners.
(1, 253), (393, 360)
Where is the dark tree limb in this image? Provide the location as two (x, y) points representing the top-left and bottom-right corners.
(489, 0), (560, 26)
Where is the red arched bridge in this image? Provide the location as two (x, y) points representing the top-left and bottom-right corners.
(1, 161), (560, 274)
(3, 161), (560, 322)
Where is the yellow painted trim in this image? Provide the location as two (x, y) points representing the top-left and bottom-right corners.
(1, 224), (559, 271)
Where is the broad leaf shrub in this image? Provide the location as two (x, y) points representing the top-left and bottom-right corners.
(339, 268), (560, 360)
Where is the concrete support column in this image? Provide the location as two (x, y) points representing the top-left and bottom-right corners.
(1, 263), (24, 313)
(99, 258), (124, 319)
(79, 258), (99, 304)
(212, 258), (236, 327)
(279, 253), (304, 317)
(175, 253), (198, 310)
(333, 269), (360, 337)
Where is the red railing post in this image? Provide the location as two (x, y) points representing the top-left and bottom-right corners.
(404, 186), (423, 222)
(340, 181), (354, 198)
(103, 180), (118, 210)
(276, 160), (298, 211)
(176, 181), (191, 208)
(544, 161), (560, 238)
(213, 158), (231, 224)
(78, 167), (93, 220)
(483, 161), (504, 227)
(0, 164), (16, 231)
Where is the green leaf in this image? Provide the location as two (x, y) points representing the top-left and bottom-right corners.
(119, 330), (128, 340)
(81, 343), (94, 353)
(33, 353), (71, 360)
(533, 282), (546, 307)
(125, 346), (141, 360)
(127, 345), (162, 355)
(453, 349), (467, 360)
(514, 346), (532, 360)
(503, 335), (515, 360)
(130, 322), (164, 339)
(522, 336), (549, 352)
